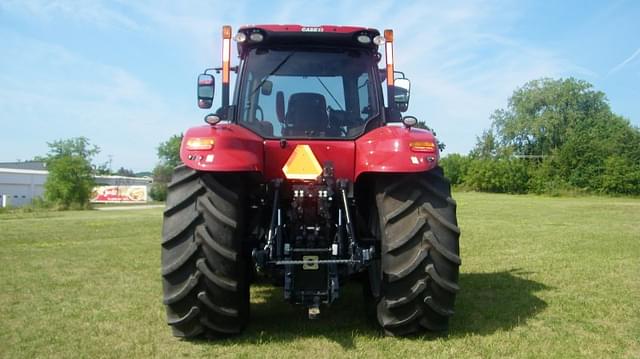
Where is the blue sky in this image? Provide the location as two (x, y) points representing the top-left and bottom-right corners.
(1, 0), (638, 172)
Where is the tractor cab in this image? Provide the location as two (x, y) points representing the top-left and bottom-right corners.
(197, 25), (411, 135)
(233, 26), (384, 140)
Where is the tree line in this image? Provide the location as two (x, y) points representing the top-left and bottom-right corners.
(440, 78), (640, 195)
(32, 77), (639, 210)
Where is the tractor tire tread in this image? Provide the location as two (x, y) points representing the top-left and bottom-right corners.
(373, 167), (460, 336)
(161, 240), (199, 276)
(167, 306), (200, 326)
(386, 217), (426, 253)
(195, 226), (237, 261)
(161, 168), (249, 339)
(198, 291), (239, 317)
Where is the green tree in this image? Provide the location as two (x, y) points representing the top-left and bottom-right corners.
(476, 77), (640, 194)
(150, 134), (183, 201)
(491, 78), (610, 157)
(42, 137), (99, 209)
(157, 134), (183, 168)
(115, 167), (136, 177)
(470, 128), (502, 159)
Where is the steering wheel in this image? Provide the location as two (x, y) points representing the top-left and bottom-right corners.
(255, 105), (264, 122)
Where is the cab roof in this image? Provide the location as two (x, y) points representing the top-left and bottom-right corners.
(235, 24), (382, 57)
(238, 24), (378, 34)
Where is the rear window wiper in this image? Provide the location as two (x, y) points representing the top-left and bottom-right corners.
(249, 52), (296, 97)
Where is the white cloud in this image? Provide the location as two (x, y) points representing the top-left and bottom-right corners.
(608, 47), (640, 75)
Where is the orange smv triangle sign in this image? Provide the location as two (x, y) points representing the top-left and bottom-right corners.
(282, 144), (323, 180)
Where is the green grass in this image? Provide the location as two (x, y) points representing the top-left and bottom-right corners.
(1, 193), (639, 358)
(90, 201), (165, 209)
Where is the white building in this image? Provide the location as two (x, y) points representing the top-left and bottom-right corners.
(0, 165), (47, 207)
(0, 162), (153, 207)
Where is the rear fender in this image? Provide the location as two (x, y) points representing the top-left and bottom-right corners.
(355, 125), (439, 180)
(180, 124), (264, 172)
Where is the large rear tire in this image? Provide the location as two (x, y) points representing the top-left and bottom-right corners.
(161, 165), (250, 338)
(374, 167), (461, 336)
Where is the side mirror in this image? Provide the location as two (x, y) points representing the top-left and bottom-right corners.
(197, 74), (215, 109)
(394, 78), (411, 112)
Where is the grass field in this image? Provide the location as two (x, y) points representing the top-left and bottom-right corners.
(1, 192), (639, 358)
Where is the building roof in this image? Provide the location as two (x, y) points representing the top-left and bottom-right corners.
(0, 161), (151, 182)
(94, 175), (153, 183)
(0, 168), (48, 175)
(0, 161), (47, 171)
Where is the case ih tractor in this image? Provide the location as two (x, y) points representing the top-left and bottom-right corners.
(161, 25), (460, 337)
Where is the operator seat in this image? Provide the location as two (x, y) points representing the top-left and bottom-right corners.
(283, 93), (329, 136)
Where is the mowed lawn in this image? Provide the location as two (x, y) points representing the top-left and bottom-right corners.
(1, 193), (639, 358)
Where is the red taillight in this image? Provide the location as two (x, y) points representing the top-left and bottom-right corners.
(409, 141), (436, 153)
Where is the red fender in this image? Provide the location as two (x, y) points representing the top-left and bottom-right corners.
(180, 124), (264, 172)
(354, 125), (439, 180)
(181, 124), (438, 181)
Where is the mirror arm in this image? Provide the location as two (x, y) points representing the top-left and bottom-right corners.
(210, 66), (239, 74)
(394, 70), (406, 80)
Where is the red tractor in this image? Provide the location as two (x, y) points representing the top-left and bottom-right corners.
(161, 25), (460, 337)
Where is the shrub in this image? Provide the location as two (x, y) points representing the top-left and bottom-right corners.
(149, 183), (168, 201)
(526, 158), (566, 195)
(440, 154), (471, 186)
(600, 156), (640, 195)
(465, 159), (529, 193)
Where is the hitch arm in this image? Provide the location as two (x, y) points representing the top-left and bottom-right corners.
(338, 180), (357, 258)
(266, 179), (282, 260)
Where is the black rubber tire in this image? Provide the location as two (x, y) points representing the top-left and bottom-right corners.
(374, 167), (461, 336)
(161, 165), (250, 338)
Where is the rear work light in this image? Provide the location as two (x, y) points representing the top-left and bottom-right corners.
(357, 35), (371, 44)
(186, 138), (215, 151)
(249, 32), (264, 42)
(409, 141), (436, 153)
(234, 32), (247, 43)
